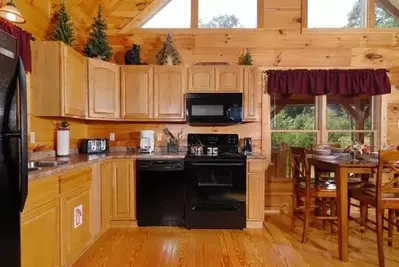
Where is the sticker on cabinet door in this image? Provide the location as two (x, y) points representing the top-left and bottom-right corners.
(74, 204), (83, 229)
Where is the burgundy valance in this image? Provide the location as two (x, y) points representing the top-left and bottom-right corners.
(266, 69), (391, 96)
(0, 18), (32, 72)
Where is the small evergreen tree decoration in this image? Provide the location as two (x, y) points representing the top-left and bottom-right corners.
(83, 5), (112, 61)
(238, 49), (253, 65)
(52, 1), (75, 46)
(156, 33), (181, 65)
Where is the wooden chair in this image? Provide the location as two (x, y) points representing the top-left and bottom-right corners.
(349, 151), (399, 267)
(290, 147), (337, 243)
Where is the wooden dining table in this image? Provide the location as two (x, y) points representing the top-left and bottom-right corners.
(307, 156), (378, 262)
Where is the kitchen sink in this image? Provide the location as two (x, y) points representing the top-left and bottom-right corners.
(28, 160), (70, 172)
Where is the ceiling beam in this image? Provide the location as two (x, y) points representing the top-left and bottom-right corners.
(118, 0), (171, 34)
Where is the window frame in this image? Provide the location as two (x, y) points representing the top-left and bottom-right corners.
(141, 0), (263, 30)
(302, 0), (399, 32)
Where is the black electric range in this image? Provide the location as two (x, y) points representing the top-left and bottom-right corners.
(184, 134), (247, 229)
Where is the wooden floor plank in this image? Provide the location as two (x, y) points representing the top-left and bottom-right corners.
(72, 217), (399, 267)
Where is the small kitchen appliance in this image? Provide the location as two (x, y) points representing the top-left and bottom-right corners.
(79, 138), (109, 154)
(140, 130), (155, 153)
(185, 133), (246, 229)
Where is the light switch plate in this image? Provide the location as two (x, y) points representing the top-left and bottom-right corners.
(157, 133), (163, 142)
(110, 133), (115, 141)
(29, 132), (35, 144)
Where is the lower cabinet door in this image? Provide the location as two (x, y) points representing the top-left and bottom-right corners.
(112, 160), (136, 220)
(21, 199), (60, 267)
(101, 161), (113, 228)
(61, 184), (92, 264)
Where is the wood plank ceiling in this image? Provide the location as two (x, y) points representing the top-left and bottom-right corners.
(97, 0), (169, 34)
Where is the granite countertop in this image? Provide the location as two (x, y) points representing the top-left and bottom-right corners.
(28, 151), (267, 181)
(28, 151), (187, 181)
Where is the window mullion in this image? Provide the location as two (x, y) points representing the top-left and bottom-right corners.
(317, 95), (327, 144)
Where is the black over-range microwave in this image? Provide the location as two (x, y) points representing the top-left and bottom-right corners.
(186, 93), (243, 125)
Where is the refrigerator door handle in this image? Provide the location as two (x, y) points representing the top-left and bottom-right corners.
(17, 57), (28, 212)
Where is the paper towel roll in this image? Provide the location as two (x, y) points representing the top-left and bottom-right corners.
(57, 130), (70, 156)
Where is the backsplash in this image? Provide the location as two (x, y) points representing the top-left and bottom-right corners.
(87, 121), (262, 153)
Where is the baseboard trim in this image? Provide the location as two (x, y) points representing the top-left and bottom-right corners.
(246, 220), (264, 228)
(110, 220), (138, 227)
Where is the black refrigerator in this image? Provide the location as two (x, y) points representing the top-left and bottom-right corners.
(0, 29), (28, 267)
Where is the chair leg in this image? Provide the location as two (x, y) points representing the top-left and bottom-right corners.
(302, 196), (311, 244)
(321, 198), (327, 230)
(360, 202), (367, 234)
(376, 208), (385, 267)
(290, 188), (297, 232)
(396, 210), (399, 232)
(330, 199), (336, 233)
(388, 209), (394, 247)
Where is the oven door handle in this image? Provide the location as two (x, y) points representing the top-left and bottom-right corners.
(190, 162), (245, 167)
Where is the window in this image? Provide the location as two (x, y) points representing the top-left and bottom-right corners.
(269, 94), (378, 179)
(307, 0), (367, 28)
(327, 95), (375, 148)
(198, 0), (257, 28)
(142, 0), (191, 28)
(375, 2), (399, 27)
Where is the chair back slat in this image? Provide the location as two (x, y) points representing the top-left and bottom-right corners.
(290, 147), (309, 185)
(377, 151), (399, 201)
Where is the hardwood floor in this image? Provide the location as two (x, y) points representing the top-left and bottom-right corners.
(72, 216), (399, 267)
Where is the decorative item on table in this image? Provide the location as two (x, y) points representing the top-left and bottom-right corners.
(83, 5), (112, 61)
(156, 33), (181, 65)
(312, 144), (340, 160)
(56, 121), (70, 157)
(238, 48), (253, 65)
(344, 141), (370, 161)
(49, 1), (75, 46)
(124, 44), (142, 65)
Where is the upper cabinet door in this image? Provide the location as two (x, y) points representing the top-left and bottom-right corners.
(188, 66), (215, 92)
(88, 59), (120, 119)
(153, 66), (186, 121)
(215, 66), (244, 92)
(243, 67), (262, 122)
(62, 45), (87, 118)
(121, 66), (153, 120)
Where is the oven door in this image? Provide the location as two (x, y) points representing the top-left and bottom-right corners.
(185, 160), (246, 204)
(186, 93), (243, 125)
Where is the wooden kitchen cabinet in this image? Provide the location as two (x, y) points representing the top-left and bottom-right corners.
(215, 66), (243, 92)
(243, 67), (262, 122)
(101, 161), (113, 228)
(121, 66), (153, 120)
(153, 66), (186, 121)
(60, 168), (92, 265)
(188, 66), (215, 92)
(32, 41), (87, 118)
(112, 160), (136, 220)
(247, 159), (265, 227)
(88, 59), (120, 119)
(21, 175), (60, 267)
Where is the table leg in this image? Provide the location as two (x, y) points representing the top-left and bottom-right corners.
(336, 166), (349, 262)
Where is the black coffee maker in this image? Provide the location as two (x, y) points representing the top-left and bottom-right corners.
(243, 137), (252, 154)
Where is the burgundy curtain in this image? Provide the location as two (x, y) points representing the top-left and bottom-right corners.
(0, 18), (32, 72)
(266, 69), (391, 95)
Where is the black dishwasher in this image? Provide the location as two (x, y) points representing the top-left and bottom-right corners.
(136, 159), (185, 226)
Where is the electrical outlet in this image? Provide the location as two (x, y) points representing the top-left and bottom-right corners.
(157, 133), (163, 142)
(110, 133), (115, 141)
(29, 132), (35, 144)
